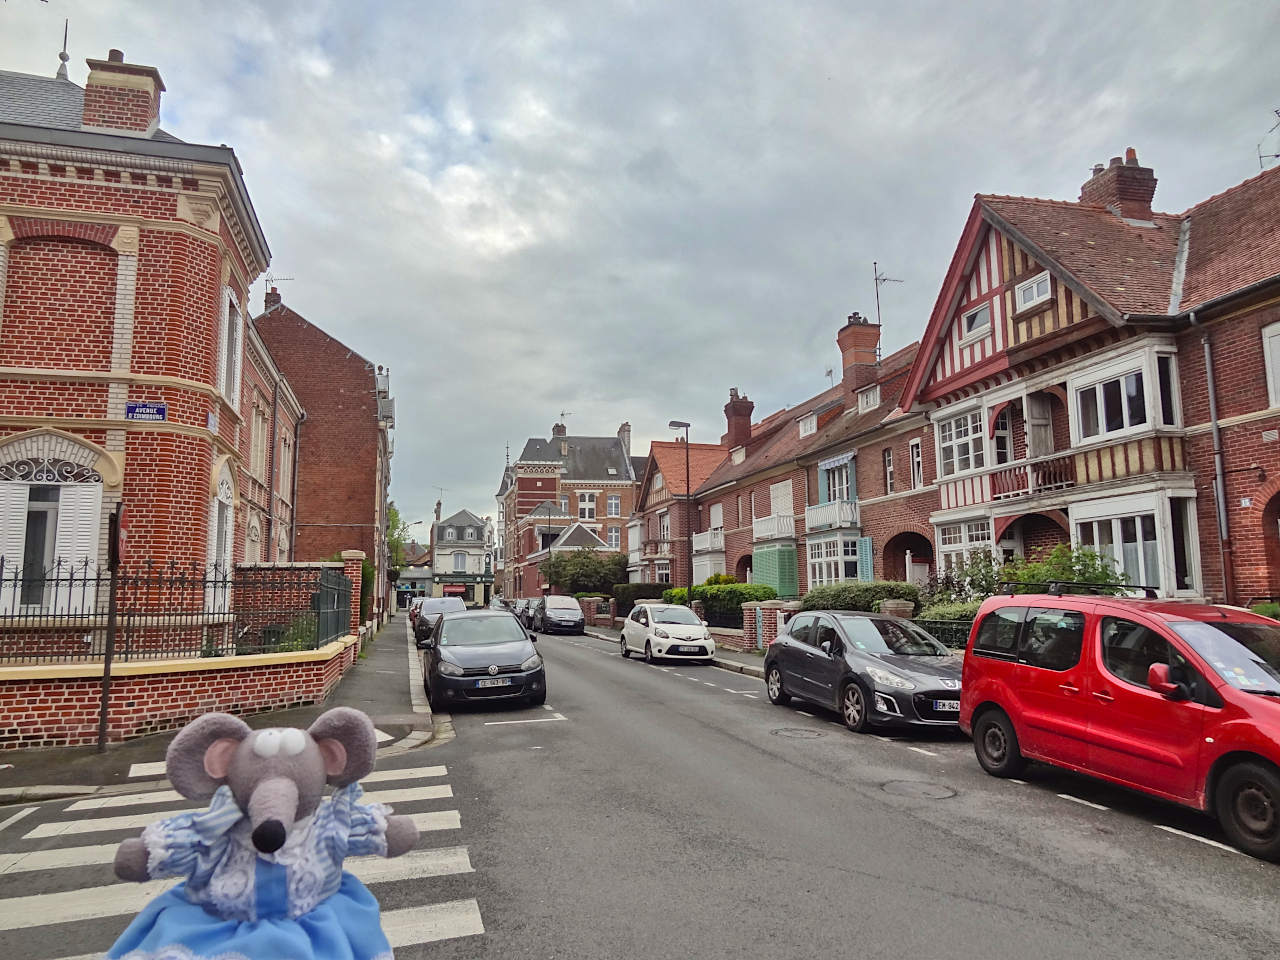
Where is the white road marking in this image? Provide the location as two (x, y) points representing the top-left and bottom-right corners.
(908, 747), (939, 757)
(126, 760), (167, 779)
(25, 808), (199, 839)
(376, 728), (395, 743)
(0, 847), (474, 930)
(364, 764), (447, 784)
(362, 784), (453, 805)
(873, 736), (898, 743)
(1057, 793), (1108, 811)
(797, 711), (815, 718)
(383, 898), (485, 946)
(0, 808), (33, 833)
(407, 809), (462, 832)
(1155, 824), (1243, 854)
(542, 704), (554, 711)
(1008, 778), (1028, 785)
(483, 714), (567, 726)
(67, 790), (184, 811)
(408, 626), (430, 715)
(742, 694), (758, 699)
(725, 689), (757, 694)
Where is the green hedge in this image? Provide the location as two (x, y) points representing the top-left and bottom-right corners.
(800, 581), (920, 614)
(660, 583), (778, 627)
(1251, 602), (1280, 620)
(917, 599), (984, 622)
(574, 592), (608, 599)
(612, 583), (668, 616)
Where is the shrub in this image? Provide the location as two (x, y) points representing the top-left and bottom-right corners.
(1251, 602), (1280, 620)
(704, 573), (737, 586)
(573, 592), (607, 599)
(612, 583), (668, 616)
(801, 581), (920, 614)
(917, 599), (984, 622)
(659, 583), (776, 625)
(542, 550), (629, 594)
(662, 588), (687, 605)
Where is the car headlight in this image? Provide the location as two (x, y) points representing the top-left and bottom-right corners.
(520, 653), (543, 671)
(867, 666), (915, 690)
(654, 628), (670, 639)
(438, 660), (464, 676)
(704, 628), (712, 641)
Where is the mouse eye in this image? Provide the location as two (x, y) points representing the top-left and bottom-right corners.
(252, 729), (282, 758)
(280, 729), (307, 756)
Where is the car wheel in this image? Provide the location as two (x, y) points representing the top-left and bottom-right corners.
(765, 664), (790, 705)
(973, 709), (1027, 778)
(1215, 761), (1280, 861)
(620, 636), (631, 658)
(841, 681), (871, 733)
(645, 641), (655, 664)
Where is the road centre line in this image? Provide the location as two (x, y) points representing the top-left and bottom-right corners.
(1154, 824), (1243, 854)
(908, 746), (939, 757)
(725, 689), (757, 694)
(703, 681), (717, 687)
(742, 694), (758, 699)
(0, 808), (33, 833)
(1057, 793), (1108, 811)
(483, 714), (567, 726)
(1008, 778), (1028, 785)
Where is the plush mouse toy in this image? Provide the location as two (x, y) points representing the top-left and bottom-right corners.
(107, 707), (419, 960)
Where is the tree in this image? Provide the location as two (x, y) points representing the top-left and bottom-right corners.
(387, 502), (411, 567)
(540, 549), (629, 594)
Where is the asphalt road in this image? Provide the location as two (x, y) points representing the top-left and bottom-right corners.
(426, 629), (1277, 960)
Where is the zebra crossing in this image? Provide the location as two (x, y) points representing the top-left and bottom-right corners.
(0, 762), (484, 959)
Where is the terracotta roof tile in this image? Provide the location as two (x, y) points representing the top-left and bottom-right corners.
(1178, 163), (1280, 310)
(648, 441), (728, 496)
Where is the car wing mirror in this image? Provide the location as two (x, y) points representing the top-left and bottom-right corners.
(529, 632), (538, 642)
(701, 620), (709, 627)
(416, 636), (435, 650)
(1147, 663), (1188, 700)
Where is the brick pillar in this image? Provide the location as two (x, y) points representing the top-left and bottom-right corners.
(742, 603), (759, 648)
(691, 599), (706, 622)
(342, 550), (365, 636)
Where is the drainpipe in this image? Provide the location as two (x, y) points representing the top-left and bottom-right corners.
(1194, 311), (1234, 603)
(265, 375), (280, 558)
(289, 411), (306, 562)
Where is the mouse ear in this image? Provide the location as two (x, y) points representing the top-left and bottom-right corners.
(166, 713), (251, 801)
(307, 707), (377, 786)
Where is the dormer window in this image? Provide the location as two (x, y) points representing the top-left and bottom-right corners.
(465, 528), (476, 540)
(731, 447), (746, 465)
(653, 472), (664, 490)
(962, 303), (991, 337)
(445, 527), (456, 541)
(1016, 271), (1052, 312)
(608, 467), (618, 475)
(799, 413), (817, 438)
(858, 384), (880, 413)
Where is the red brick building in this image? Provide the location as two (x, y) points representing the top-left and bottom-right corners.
(0, 50), (270, 582)
(254, 289), (395, 619)
(630, 438), (726, 586)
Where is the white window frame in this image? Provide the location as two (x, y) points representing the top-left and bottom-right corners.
(1263, 322), (1280, 409)
(607, 494), (621, 517)
(607, 526), (621, 549)
(937, 517), (992, 572)
(882, 448), (894, 494)
(465, 527), (476, 540)
(799, 413), (817, 438)
(1015, 271), (1052, 312)
(655, 560), (671, 584)
(1067, 346), (1180, 446)
(453, 551), (467, 573)
(936, 407), (985, 477)
(578, 492), (596, 520)
(858, 384), (880, 413)
(1069, 490), (1200, 596)
(806, 534), (859, 587)
(992, 408), (1012, 465)
(653, 472), (664, 490)
(216, 288), (243, 406)
(709, 502), (724, 531)
(445, 527), (456, 541)
(960, 302), (991, 342)
(559, 494), (569, 513)
(910, 439), (923, 489)
(825, 463), (850, 502)
(769, 479), (792, 517)
(659, 510), (671, 541)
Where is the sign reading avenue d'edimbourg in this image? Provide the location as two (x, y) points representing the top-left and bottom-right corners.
(125, 401), (167, 422)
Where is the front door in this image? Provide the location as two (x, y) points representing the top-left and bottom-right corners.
(1014, 607), (1091, 768)
(1087, 616), (1208, 802)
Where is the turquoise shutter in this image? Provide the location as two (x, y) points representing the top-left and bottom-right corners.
(817, 467), (829, 504)
(857, 536), (874, 581)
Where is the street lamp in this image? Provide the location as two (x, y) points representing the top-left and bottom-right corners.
(668, 420), (694, 605)
(534, 499), (559, 593)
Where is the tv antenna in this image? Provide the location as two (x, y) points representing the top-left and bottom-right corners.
(264, 271), (295, 287)
(873, 261), (903, 327)
(434, 486), (447, 502)
(1258, 108), (1280, 170)
(557, 409), (573, 424)
(825, 367), (834, 388)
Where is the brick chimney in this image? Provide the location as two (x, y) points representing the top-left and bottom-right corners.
(723, 388), (755, 449)
(838, 312), (881, 391)
(1080, 147), (1157, 221)
(551, 423), (567, 438)
(617, 421), (631, 458)
(264, 286), (282, 310)
(81, 49), (165, 136)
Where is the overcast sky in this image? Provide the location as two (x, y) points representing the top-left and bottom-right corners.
(3, 1), (1278, 526)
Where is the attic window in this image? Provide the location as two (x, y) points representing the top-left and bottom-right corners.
(963, 303), (991, 337)
(799, 413), (817, 438)
(1016, 272), (1052, 311)
(731, 447), (746, 465)
(608, 467), (618, 475)
(858, 384), (880, 413)
(653, 472), (664, 490)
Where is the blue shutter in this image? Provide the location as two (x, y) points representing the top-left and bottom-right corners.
(817, 468), (829, 504)
(857, 536), (874, 582)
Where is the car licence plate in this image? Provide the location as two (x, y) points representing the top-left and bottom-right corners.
(933, 699), (960, 712)
(476, 678), (512, 688)
(678, 645), (701, 653)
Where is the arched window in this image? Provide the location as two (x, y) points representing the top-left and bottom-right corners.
(465, 527), (475, 540)
(445, 527), (457, 541)
(208, 460), (235, 573)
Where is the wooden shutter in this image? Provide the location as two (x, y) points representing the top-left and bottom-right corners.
(857, 536), (874, 581)
(1026, 394), (1052, 459)
(0, 482), (29, 611)
(817, 468), (829, 504)
(53, 483), (103, 612)
(709, 503), (723, 530)
(770, 479), (792, 516)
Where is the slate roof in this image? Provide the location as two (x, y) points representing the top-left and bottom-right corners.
(551, 523), (608, 550)
(436, 509), (487, 540)
(524, 500), (571, 520)
(631, 456), (648, 480)
(0, 68), (183, 141)
(516, 434), (635, 481)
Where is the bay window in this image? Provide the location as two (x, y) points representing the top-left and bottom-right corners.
(1077, 514), (1160, 589)
(1069, 346), (1180, 443)
(1070, 493), (1198, 595)
(938, 410), (984, 477)
(806, 535), (860, 587)
(1078, 371), (1146, 439)
(937, 518), (992, 571)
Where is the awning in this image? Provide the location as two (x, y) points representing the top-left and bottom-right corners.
(818, 450), (855, 471)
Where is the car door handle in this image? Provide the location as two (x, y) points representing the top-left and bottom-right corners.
(1058, 683), (1080, 695)
(1092, 690), (1115, 703)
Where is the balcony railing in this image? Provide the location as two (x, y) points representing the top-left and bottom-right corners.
(643, 539), (672, 557)
(804, 500), (858, 533)
(692, 529), (724, 553)
(991, 453), (1076, 501)
(752, 514), (796, 542)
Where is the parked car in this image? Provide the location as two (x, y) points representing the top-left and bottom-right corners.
(408, 596), (427, 630)
(960, 588), (1280, 861)
(489, 597), (510, 611)
(764, 611), (961, 731)
(511, 598), (530, 627)
(418, 609), (546, 707)
(620, 602), (714, 663)
(532, 595), (586, 634)
(412, 596), (467, 643)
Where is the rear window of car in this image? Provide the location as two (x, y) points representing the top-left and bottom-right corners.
(973, 606), (1025, 659)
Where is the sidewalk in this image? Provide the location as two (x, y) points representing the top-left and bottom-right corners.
(584, 625), (765, 679)
(0, 614), (431, 801)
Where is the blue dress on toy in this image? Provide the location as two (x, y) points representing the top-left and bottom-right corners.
(107, 783), (393, 960)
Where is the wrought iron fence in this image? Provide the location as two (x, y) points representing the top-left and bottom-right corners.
(913, 619), (974, 649)
(0, 559), (352, 664)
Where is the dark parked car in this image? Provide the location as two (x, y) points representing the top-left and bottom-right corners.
(418, 610), (546, 707)
(413, 596), (466, 644)
(533, 595), (586, 634)
(511, 598), (531, 627)
(765, 611), (962, 732)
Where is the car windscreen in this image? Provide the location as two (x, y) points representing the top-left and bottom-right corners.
(546, 597), (581, 610)
(439, 616), (527, 647)
(1170, 621), (1280, 695)
(836, 616), (950, 656)
(653, 607), (701, 625)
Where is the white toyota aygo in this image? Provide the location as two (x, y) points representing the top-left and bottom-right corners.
(619, 601), (716, 664)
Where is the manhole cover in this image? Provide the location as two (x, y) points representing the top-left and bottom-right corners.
(881, 780), (956, 800)
(772, 727), (824, 740)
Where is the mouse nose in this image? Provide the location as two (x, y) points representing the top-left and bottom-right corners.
(252, 819), (287, 853)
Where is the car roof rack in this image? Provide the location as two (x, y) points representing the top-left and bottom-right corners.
(995, 580), (1159, 600)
